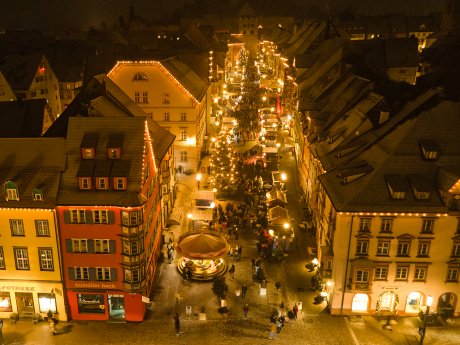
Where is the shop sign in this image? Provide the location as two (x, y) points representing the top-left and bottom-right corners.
(74, 282), (115, 289)
(0, 286), (35, 292)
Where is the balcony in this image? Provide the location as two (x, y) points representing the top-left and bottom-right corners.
(349, 282), (373, 292)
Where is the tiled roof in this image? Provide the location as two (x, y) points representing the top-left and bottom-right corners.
(0, 53), (43, 90)
(319, 99), (460, 213)
(384, 38), (419, 68)
(0, 138), (66, 208)
(58, 117), (146, 206)
(0, 99), (47, 137)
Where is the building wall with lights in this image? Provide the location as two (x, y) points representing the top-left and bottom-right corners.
(56, 117), (162, 322)
(108, 61), (210, 174)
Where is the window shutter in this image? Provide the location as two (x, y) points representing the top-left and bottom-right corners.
(66, 239), (73, 253)
(68, 267), (75, 280)
(108, 211), (115, 224)
(87, 240), (95, 253)
(110, 268), (118, 281)
(63, 211), (71, 224)
(88, 267), (96, 281)
(109, 240), (117, 254)
(85, 210), (92, 224)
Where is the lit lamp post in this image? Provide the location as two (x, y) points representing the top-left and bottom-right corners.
(419, 295), (433, 345)
(196, 173), (202, 189)
(187, 212), (193, 231)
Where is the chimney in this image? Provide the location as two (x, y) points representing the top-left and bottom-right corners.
(379, 110), (389, 124)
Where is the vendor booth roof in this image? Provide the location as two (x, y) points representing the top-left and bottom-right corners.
(267, 188), (287, 206)
(191, 207), (213, 221)
(268, 205), (290, 225)
(175, 230), (230, 260)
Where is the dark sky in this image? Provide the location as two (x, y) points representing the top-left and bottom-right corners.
(0, 0), (450, 30)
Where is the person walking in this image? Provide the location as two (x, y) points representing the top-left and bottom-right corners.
(269, 322), (277, 339)
(275, 281), (281, 296)
(229, 264), (235, 279)
(242, 304), (249, 319)
(241, 285), (248, 299)
(174, 313), (181, 336)
(293, 303), (299, 320)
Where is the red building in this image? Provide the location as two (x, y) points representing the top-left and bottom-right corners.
(56, 117), (161, 321)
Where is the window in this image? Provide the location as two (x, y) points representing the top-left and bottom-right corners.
(356, 270), (369, 283)
(421, 219), (435, 234)
(180, 128), (187, 141)
(123, 240), (144, 255)
(359, 218), (371, 232)
(380, 218), (393, 232)
(82, 148), (94, 159)
(122, 210), (143, 226)
(376, 241), (390, 256)
(417, 242), (430, 257)
(356, 240), (369, 255)
(133, 72), (148, 81)
(96, 267), (111, 281)
(35, 220), (50, 236)
(0, 247), (5, 269)
(72, 239), (88, 253)
(80, 177), (91, 190)
(38, 293), (56, 313)
(14, 248), (29, 270)
(395, 266), (409, 280)
(414, 266), (427, 281)
(142, 91), (148, 103)
(180, 151), (187, 162)
(77, 293), (104, 314)
(33, 190), (43, 201)
(452, 242), (460, 257)
(164, 112), (170, 121)
(375, 267), (388, 280)
(397, 241), (411, 256)
(162, 93), (170, 104)
(4, 181), (19, 201)
(38, 248), (54, 271)
(75, 267), (89, 280)
(134, 92), (140, 103)
(113, 177), (126, 190)
(124, 267), (142, 283)
(180, 112), (187, 121)
(93, 210), (108, 224)
(10, 219), (25, 236)
(94, 239), (110, 253)
(70, 209), (86, 223)
(108, 148), (120, 159)
(0, 291), (12, 312)
(97, 178), (108, 190)
(447, 267), (459, 282)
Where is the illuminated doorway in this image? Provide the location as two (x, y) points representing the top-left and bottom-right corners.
(15, 292), (35, 317)
(351, 293), (369, 312)
(405, 292), (422, 314)
(376, 291), (398, 314)
(108, 295), (125, 319)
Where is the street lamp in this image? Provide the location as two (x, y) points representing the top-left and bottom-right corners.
(196, 173), (202, 189)
(419, 295), (433, 345)
(187, 212), (193, 231)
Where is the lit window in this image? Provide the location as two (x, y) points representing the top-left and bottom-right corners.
(113, 178), (126, 190)
(80, 177), (92, 190)
(4, 181), (19, 201)
(35, 220), (50, 236)
(82, 148), (94, 159)
(39, 248), (54, 271)
(108, 148), (120, 159)
(93, 210), (108, 224)
(14, 248), (29, 270)
(10, 219), (25, 236)
(97, 178), (108, 190)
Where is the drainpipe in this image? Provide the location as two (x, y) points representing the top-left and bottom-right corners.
(340, 213), (354, 315)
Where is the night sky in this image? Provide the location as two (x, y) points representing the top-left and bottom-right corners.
(0, 0), (450, 30)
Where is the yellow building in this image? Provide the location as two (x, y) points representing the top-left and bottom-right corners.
(108, 59), (210, 174)
(0, 138), (68, 321)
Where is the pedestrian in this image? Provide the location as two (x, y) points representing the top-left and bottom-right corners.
(167, 250), (173, 264)
(241, 285), (248, 299)
(237, 244), (243, 256)
(251, 258), (256, 270)
(275, 281), (281, 296)
(229, 264), (235, 279)
(293, 303), (299, 320)
(174, 312), (180, 335)
(242, 304), (249, 319)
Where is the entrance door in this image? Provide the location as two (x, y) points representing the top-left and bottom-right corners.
(108, 295), (125, 319)
(377, 291), (398, 314)
(15, 292), (35, 317)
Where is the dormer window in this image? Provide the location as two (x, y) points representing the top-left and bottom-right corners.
(80, 133), (98, 160)
(94, 161), (112, 190)
(107, 134), (123, 160)
(111, 161), (129, 191)
(97, 178), (108, 190)
(77, 160), (95, 190)
(4, 181), (19, 201)
(419, 139), (439, 160)
(337, 160), (373, 185)
(32, 188), (43, 201)
(385, 174), (407, 200)
(408, 174), (431, 200)
(113, 177), (127, 190)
